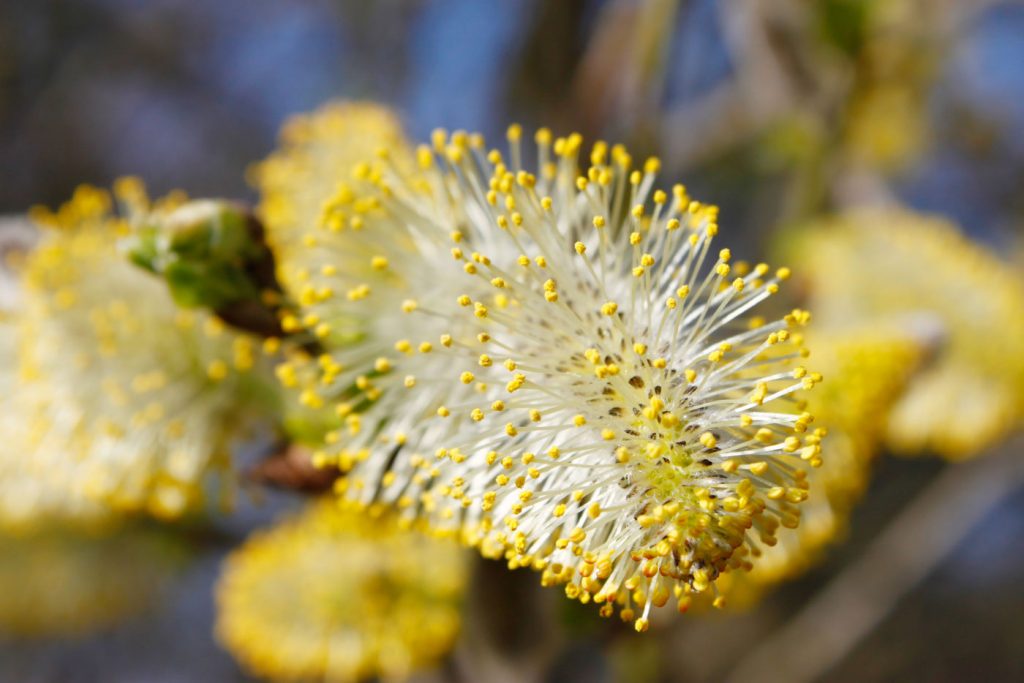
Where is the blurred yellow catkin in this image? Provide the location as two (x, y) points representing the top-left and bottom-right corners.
(0, 524), (183, 637)
(251, 101), (415, 302)
(785, 208), (1024, 460)
(14, 183), (278, 519)
(215, 502), (467, 682)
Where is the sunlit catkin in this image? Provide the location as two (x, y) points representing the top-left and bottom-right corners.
(281, 125), (824, 630)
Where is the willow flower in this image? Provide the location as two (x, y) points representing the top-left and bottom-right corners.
(216, 502), (466, 682)
(281, 124), (823, 630)
(786, 209), (1024, 460)
(18, 183), (278, 518)
(0, 524), (183, 637)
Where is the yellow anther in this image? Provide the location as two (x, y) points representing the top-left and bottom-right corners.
(506, 373), (526, 392)
(262, 338), (281, 355)
(751, 382), (768, 405)
(207, 360), (228, 381)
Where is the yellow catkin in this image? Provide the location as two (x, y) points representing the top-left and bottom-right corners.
(11, 183), (278, 521)
(215, 502), (467, 682)
(786, 209), (1024, 460)
(271, 114), (825, 631)
(251, 101), (415, 303)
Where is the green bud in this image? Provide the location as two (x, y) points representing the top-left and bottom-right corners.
(124, 200), (287, 338)
(127, 200), (266, 310)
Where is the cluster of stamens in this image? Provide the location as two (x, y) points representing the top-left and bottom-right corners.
(277, 124), (823, 630)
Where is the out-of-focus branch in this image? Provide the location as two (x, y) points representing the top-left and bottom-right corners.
(452, 558), (561, 683)
(569, 0), (682, 139)
(245, 444), (340, 494)
(660, 0), (1005, 173)
(725, 433), (1024, 683)
(662, 0), (835, 169)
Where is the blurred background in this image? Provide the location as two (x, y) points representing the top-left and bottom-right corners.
(1, 0), (1022, 681)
